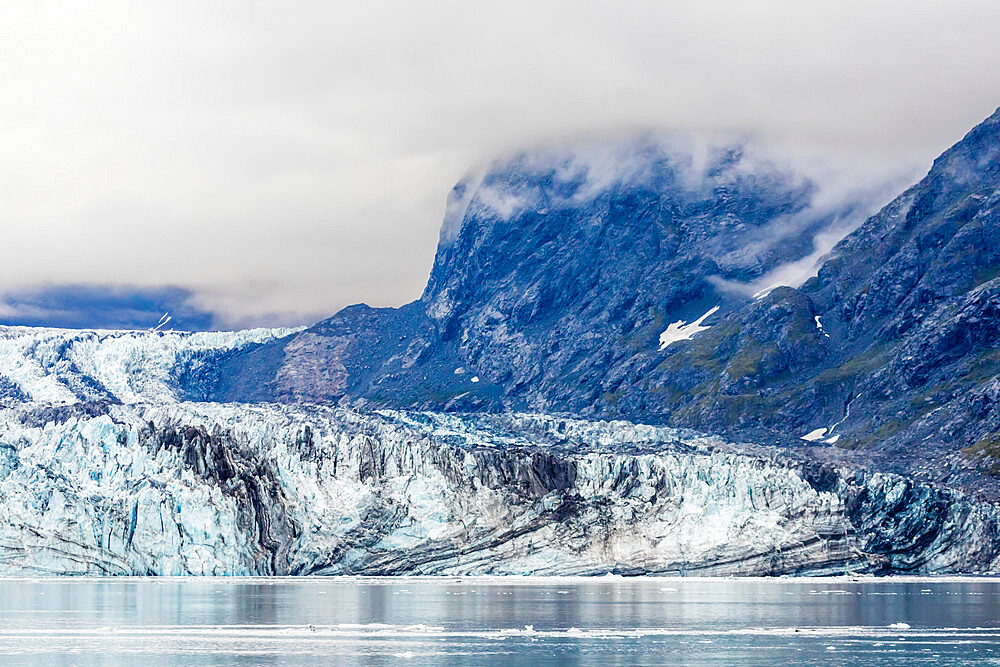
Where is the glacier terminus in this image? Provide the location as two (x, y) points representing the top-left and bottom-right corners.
(2, 325), (999, 576)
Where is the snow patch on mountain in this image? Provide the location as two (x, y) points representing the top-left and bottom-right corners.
(659, 306), (719, 350)
(801, 428), (828, 442)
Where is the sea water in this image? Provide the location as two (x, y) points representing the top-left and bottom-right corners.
(0, 576), (998, 665)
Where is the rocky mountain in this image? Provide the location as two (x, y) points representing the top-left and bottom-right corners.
(203, 136), (873, 411)
(199, 109), (1000, 499)
(651, 107), (1000, 491)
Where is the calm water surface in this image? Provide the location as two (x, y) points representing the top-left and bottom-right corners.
(1, 576), (999, 665)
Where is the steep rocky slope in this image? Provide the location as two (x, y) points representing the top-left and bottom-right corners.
(647, 107), (1000, 489)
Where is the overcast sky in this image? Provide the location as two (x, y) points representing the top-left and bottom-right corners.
(2, 1), (999, 327)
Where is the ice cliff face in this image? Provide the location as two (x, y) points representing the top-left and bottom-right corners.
(3, 399), (1000, 576)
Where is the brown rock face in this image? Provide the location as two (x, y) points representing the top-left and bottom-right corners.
(274, 333), (351, 403)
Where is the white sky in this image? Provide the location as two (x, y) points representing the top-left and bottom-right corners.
(2, 1), (999, 326)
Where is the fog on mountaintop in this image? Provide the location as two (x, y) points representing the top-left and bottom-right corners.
(2, 1), (999, 328)
(440, 132), (917, 296)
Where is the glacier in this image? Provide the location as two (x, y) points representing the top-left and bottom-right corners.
(0, 325), (300, 405)
(1, 325), (999, 576)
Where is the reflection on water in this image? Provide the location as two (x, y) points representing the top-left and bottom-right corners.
(0, 577), (999, 665)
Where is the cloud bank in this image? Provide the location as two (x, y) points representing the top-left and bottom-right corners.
(0, 285), (214, 331)
(1, 1), (998, 326)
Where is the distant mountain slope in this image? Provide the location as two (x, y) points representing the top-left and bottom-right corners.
(207, 135), (875, 408)
(204, 110), (1000, 496)
(647, 107), (1000, 488)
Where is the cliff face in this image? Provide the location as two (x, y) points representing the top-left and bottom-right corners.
(2, 401), (999, 576)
